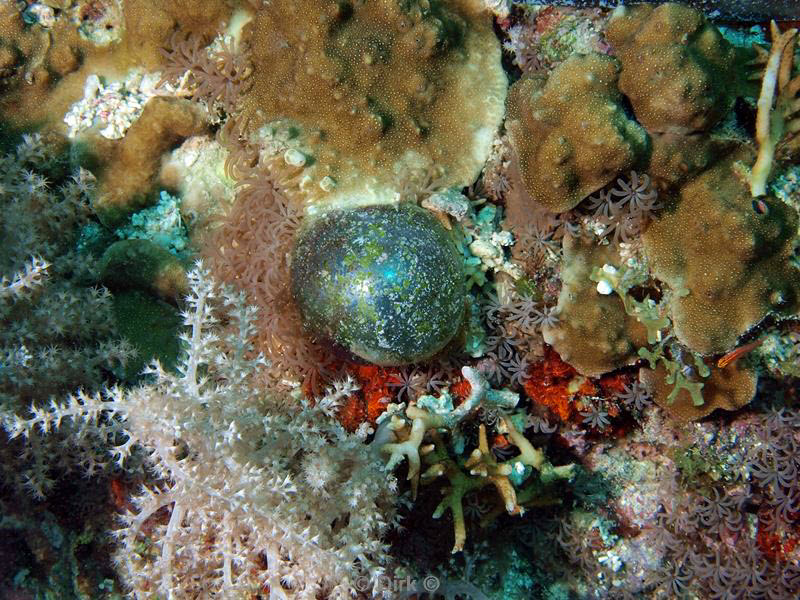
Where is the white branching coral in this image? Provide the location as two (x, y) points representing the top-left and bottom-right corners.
(0, 134), (133, 497)
(0, 255), (50, 301)
(3, 263), (398, 599)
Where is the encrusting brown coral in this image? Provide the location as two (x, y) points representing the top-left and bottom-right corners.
(506, 52), (649, 213)
(502, 3), (800, 424)
(641, 360), (757, 422)
(92, 96), (209, 227)
(238, 0), (507, 207)
(542, 234), (648, 377)
(647, 132), (740, 193)
(643, 150), (800, 356)
(605, 2), (740, 134)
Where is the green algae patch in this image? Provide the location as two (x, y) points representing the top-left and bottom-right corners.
(112, 289), (181, 377)
(99, 239), (188, 302)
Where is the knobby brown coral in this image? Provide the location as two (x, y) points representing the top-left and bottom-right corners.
(236, 0), (507, 207)
(506, 52), (650, 213)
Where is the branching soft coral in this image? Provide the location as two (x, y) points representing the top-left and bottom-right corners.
(3, 263), (399, 599)
(0, 134), (134, 497)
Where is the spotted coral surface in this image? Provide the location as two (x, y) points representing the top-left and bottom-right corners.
(542, 235), (647, 377)
(240, 0), (507, 206)
(506, 52), (650, 213)
(644, 151), (800, 355)
(606, 2), (740, 134)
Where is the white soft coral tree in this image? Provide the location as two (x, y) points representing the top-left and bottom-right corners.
(3, 263), (398, 599)
(0, 134), (135, 497)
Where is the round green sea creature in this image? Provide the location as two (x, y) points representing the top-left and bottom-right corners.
(290, 203), (465, 365)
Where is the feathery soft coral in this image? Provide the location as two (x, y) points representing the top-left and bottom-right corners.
(4, 263), (398, 598)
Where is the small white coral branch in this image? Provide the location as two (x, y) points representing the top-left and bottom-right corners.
(3, 260), (396, 598)
(0, 255), (50, 302)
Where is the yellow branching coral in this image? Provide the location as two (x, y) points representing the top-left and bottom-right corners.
(463, 424), (519, 515)
(379, 367), (573, 553)
(425, 424), (520, 553)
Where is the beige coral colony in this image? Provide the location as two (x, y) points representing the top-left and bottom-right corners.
(1, 0), (800, 599)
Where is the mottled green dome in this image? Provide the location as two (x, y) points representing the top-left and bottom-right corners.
(290, 203), (466, 365)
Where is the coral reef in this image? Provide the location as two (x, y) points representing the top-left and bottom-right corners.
(91, 96), (208, 227)
(379, 366), (573, 552)
(641, 358), (757, 421)
(4, 265), (399, 598)
(542, 235), (648, 377)
(503, 6), (610, 75)
(0, 0), (233, 128)
(4, 1), (800, 598)
(503, 2), (800, 423)
(0, 134), (133, 498)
